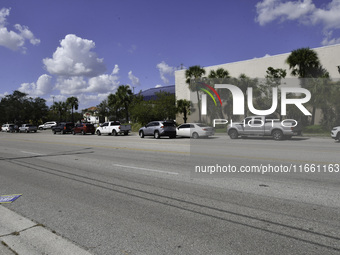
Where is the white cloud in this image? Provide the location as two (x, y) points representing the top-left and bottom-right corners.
(255, 0), (315, 26)
(0, 7), (40, 52)
(53, 66), (120, 95)
(155, 85), (163, 88)
(55, 76), (88, 95)
(43, 34), (106, 77)
(18, 74), (53, 97)
(255, 0), (340, 45)
(156, 61), (175, 84)
(128, 71), (140, 86)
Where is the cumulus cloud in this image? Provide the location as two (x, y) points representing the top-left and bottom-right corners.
(0, 7), (40, 52)
(43, 34), (106, 77)
(128, 71), (140, 86)
(156, 61), (175, 84)
(53, 66), (120, 95)
(155, 85), (163, 88)
(255, 0), (340, 45)
(18, 74), (53, 97)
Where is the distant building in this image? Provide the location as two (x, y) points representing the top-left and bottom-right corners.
(175, 44), (340, 123)
(83, 106), (100, 124)
(138, 85), (175, 101)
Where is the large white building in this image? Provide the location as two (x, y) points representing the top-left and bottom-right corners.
(175, 44), (340, 123)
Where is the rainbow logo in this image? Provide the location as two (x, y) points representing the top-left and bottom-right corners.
(199, 83), (222, 106)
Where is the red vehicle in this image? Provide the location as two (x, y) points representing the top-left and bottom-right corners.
(72, 123), (95, 135)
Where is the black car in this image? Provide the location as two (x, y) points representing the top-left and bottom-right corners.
(52, 122), (75, 134)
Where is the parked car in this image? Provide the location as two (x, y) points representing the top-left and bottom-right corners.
(52, 122), (74, 134)
(72, 123), (96, 135)
(176, 123), (215, 138)
(331, 126), (340, 141)
(1, 124), (15, 132)
(96, 121), (131, 136)
(19, 124), (38, 133)
(139, 120), (176, 139)
(227, 116), (302, 140)
(38, 121), (57, 130)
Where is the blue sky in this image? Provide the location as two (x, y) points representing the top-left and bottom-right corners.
(1, 0), (340, 110)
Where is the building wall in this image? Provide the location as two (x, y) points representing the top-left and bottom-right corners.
(175, 44), (340, 123)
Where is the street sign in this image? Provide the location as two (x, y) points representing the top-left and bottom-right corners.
(0, 194), (22, 204)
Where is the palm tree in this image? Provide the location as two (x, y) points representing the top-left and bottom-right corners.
(286, 48), (329, 124)
(208, 68), (230, 80)
(176, 99), (191, 123)
(66, 96), (79, 123)
(52, 101), (68, 122)
(286, 48), (321, 78)
(108, 93), (120, 120)
(115, 85), (133, 122)
(185, 65), (206, 122)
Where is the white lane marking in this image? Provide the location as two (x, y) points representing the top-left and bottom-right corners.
(20, 151), (45, 156)
(113, 164), (179, 175)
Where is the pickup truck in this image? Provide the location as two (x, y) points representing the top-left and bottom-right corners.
(19, 124), (38, 133)
(96, 121), (131, 136)
(331, 126), (340, 141)
(227, 116), (301, 140)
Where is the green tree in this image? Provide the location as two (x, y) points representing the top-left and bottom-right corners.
(107, 93), (121, 120)
(185, 65), (206, 122)
(176, 99), (191, 123)
(115, 85), (133, 122)
(52, 101), (68, 122)
(208, 68), (231, 120)
(66, 96), (79, 123)
(286, 48), (321, 78)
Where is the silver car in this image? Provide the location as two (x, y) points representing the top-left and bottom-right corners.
(139, 121), (176, 139)
(176, 123), (214, 139)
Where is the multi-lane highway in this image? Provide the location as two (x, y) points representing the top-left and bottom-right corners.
(0, 131), (339, 254)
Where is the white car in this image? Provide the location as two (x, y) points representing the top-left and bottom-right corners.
(331, 126), (340, 141)
(176, 123), (214, 139)
(38, 121), (57, 130)
(1, 124), (15, 132)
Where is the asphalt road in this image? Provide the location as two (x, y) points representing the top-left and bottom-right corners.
(0, 131), (339, 254)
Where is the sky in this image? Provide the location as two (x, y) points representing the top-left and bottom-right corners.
(1, 0), (340, 110)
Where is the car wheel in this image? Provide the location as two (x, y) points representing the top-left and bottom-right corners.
(192, 132), (199, 139)
(228, 129), (238, 139)
(81, 130), (85, 135)
(53, 131), (56, 135)
(336, 133), (340, 141)
(112, 130), (117, 136)
(26, 130), (29, 133)
(139, 131), (144, 138)
(96, 130), (101, 136)
(124, 131), (128, 136)
(272, 130), (283, 140)
(154, 131), (160, 139)
(73, 131), (76, 135)
(39, 127), (43, 130)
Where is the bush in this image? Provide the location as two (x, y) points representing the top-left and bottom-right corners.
(303, 125), (329, 134)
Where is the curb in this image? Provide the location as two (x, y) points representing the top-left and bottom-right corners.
(0, 206), (93, 255)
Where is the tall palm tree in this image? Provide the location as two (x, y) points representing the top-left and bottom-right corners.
(176, 99), (191, 123)
(185, 65), (206, 122)
(108, 93), (120, 120)
(115, 85), (133, 122)
(52, 101), (68, 122)
(286, 48), (320, 78)
(286, 48), (329, 124)
(66, 96), (79, 123)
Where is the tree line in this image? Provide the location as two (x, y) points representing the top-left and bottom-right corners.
(0, 91), (82, 125)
